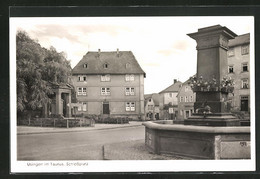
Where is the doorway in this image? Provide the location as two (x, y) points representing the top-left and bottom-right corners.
(103, 102), (110, 114)
(241, 96), (249, 112)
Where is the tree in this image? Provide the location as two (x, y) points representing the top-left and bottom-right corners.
(16, 31), (71, 117)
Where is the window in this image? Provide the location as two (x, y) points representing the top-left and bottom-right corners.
(125, 74), (134, 81)
(126, 63), (130, 68)
(241, 45), (249, 55)
(126, 102), (135, 111)
(101, 74), (110, 81)
(185, 96), (188, 102)
(190, 96), (193, 102)
(83, 63), (88, 68)
(241, 79), (249, 89)
(148, 99), (152, 102)
(148, 105), (153, 110)
(228, 48), (234, 57)
(82, 102), (87, 111)
(101, 87), (110, 95)
(103, 63), (109, 69)
(185, 86), (189, 92)
(125, 87), (135, 95)
(77, 87), (87, 95)
(228, 65), (234, 73)
(169, 93), (172, 97)
(180, 96), (184, 102)
(242, 63), (248, 72)
(78, 75), (87, 82)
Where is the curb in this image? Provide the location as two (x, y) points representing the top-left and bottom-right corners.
(17, 124), (143, 135)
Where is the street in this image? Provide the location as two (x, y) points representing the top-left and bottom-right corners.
(17, 125), (145, 160)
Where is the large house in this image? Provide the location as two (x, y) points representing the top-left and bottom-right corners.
(158, 79), (182, 119)
(227, 34), (250, 113)
(71, 49), (146, 120)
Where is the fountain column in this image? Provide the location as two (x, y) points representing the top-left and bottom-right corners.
(185, 25), (240, 126)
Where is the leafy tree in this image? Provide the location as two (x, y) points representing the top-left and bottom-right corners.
(16, 30), (71, 116)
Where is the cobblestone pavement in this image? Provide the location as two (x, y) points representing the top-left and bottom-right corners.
(104, 139), (186, 160)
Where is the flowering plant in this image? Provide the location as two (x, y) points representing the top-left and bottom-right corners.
(188, 75), (234, 93)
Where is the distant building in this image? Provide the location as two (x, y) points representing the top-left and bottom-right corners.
(159, 79), (182, 119)
(227, 33), (250, 113)
(71, 49), (146, 120)
(144, 93), (160, 120)
(177, 80), (196, 120)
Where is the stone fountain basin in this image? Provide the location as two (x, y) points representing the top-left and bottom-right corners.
(142, 120), (250, 159)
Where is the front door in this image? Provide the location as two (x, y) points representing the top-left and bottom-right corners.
(103, 102), (110, 114)
(241, 96), (249, 112)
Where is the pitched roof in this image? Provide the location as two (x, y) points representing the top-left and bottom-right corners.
(159, 81), (182, 94)
(144, 93), (160, 106)
(228, 33), (250, 47)
(151, 93), (160, 106)
(72, 51), (145, 76)
(47, 81), (73, 89)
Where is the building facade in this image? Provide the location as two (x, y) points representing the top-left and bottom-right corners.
(158, 80), (182, 120)
(177, 82), (196, 120)
(144, 93), (160, 120)
(71, 50), (146, 120)
(227, 33), (250, 113)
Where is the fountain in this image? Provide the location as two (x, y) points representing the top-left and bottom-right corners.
(143, 25), (250, 159)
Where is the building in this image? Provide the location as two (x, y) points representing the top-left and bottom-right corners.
(158, 79), (182, 119)
(177, 80), (196, 120)
(71, 49), (146, 120)
(227, 33), (250, 113)
(144, 93), (160, 120)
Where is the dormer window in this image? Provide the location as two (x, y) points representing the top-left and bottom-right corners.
(83, 63), (88, 68)
(103, 63), (108, 69)
(126, 63), (130, 69)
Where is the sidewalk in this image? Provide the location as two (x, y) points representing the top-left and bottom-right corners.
(17, 121), (144, 135)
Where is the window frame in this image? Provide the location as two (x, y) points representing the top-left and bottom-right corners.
(78, 75), (87, 82)
(242, 63), (249, 72)
(103, 63), (109, 69)
(101, 87), (111, 95)
(126, 102), (135, 111)
(228, 65), (234, 73)
(241, 45), (249, 55)
(83, 63), (88, 68)
(77, 87), (87, 96)
(125, 74), (135, 81)
(101, 74), (111, 82)
(241, 79), (249, 89)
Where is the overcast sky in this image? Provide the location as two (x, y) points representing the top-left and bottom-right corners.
(11, 17), (253, 94)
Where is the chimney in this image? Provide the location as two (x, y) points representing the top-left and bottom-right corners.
(117, 48), (119, 57)
(174, 79), (177, 84)
(98, 49), (101, 57)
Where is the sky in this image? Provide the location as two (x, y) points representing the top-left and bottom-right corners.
(11, 16), (253, 94)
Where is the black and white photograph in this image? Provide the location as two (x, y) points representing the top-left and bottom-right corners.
(10, 14), (255, 173)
